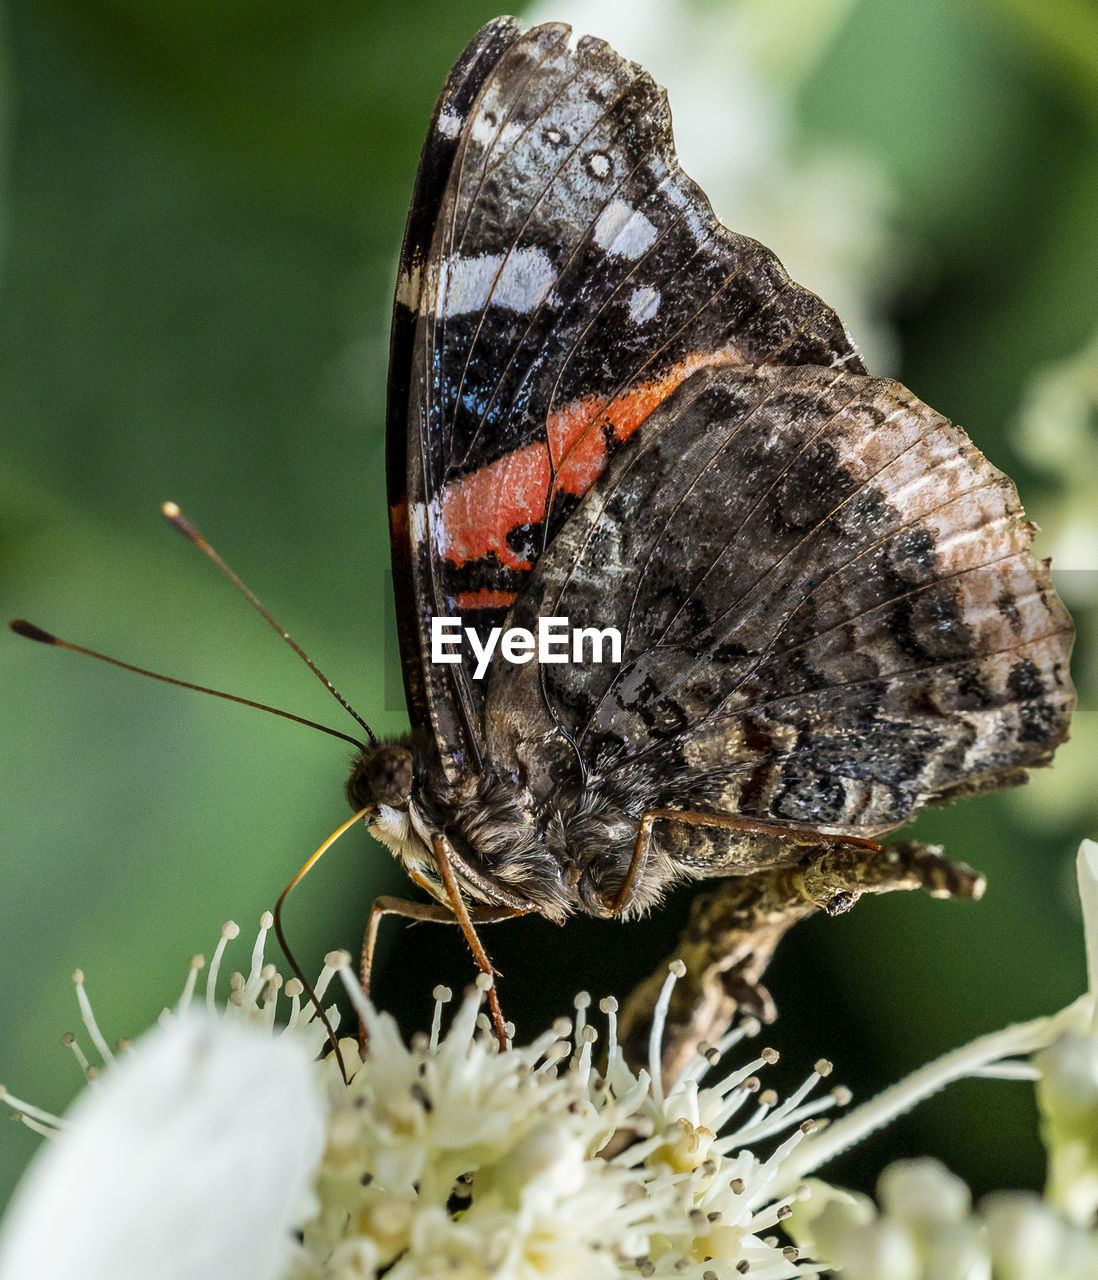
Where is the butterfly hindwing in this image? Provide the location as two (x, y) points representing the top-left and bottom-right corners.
(391, 20), (864, 778)
(486, 362), (1074, 843)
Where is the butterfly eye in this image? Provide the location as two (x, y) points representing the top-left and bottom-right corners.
(348, 743), (415, 811)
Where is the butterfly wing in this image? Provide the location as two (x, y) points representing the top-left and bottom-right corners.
(486, 362), (1075, 839)
(389, 20), (863, 778)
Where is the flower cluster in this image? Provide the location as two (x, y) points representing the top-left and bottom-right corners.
(0, 929), (845, 1279)
(293, 967), (847, 1279)
(782, 842), (1098, 1279)
(4, 842), (1098, 1279)
(793, 1158), (1098, 1280)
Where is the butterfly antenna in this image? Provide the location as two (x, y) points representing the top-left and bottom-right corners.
(9, 619), (367, 749)
(274, 808), (371, 1084)
(162, 502), (378, 746)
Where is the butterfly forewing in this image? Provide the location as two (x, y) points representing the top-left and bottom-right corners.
(393, 20), (865, 776)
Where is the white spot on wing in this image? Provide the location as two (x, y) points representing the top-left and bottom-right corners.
(410, 501), (428, 547)
(436, 109), (463, 139)
(593, 199), (658, 259)
(395, 262), (423, 310)
(470, 115), (525, 150)
(419, 260), (440, 315)
(629, 285), (660, 324)
(586, 152), (611, 179)
(439, 248), (556, 318)
(428, 493), (447, 559)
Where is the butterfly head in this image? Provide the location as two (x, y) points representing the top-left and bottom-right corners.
(346, 741), (415, 813)
(346, 740), (443, 892)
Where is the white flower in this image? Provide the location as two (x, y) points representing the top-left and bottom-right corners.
(1, 922), (848, 1280)
(772, 842), (1098, 1198)
(792, 1158), (1098, 1280)
(293, 966), (844, 1278)
(0, 1007), (325, 1280)
(982, 1191), (1098, 1279)
(779, 841), (1098, 1277)
(0, 914), (336, 1280)
(1036, 837), (1098, 1229)
(9, 837), (1098, 1278)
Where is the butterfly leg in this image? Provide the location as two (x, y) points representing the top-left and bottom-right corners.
(430, 831), (517, 1049)
(616, 820), (984, 1087)
(607, 807), (883, 916)
(359, 868), (525, 1053)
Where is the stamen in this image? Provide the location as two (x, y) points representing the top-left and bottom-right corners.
(733, 1060), (834, 1146)
(11, 1112), (58, 1139)
(649, 960), (686, 1104)
(334, 953), (371, 1027)
(599, 995), (620, 1063)
(260, 972), (283, 1029)
(248, 912), (274, 985)
(430, 984), (452, 1051)
(445, 985), (487, 1053)
(573, 990), (591, 1055)
(747, 1196), (797, 1232)
(284, 977), (304, 1032)
(206, 921), (240, 1012)
(749, 1121), (817, 1204)
(0, 1085), (62, 1131)
(72, 970), (114, 1066)
(707, 1055), (779, 1133)
(60, 1030), (92, 1080)
(314, 950), (350, 1005)
(575, 1023), (599, 1084)
(177, 954), (205, 1013)
(756, 1091), (845, 1138)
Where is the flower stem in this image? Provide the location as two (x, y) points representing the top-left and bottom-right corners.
(771, 1008), (1076, 1196)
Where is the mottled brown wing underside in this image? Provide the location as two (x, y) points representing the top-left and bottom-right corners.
(488, 363), (1075, 842)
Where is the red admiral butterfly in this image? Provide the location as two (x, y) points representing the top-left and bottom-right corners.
(346, 17), (1075, 1048)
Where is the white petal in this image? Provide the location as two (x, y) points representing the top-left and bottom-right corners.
(1077, 840), (1098, 1017)
(0, 1015), (325, 1280)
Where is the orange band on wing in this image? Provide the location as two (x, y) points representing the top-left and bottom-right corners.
(436, 352), (736, 571)
(437, 442), (552, 571)
(454, 588), (518, 611)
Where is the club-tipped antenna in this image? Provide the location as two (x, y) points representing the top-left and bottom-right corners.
(161, 502), (377, 746)
(10, 619), (367, 750)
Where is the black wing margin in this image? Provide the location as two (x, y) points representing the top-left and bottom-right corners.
(387, 16), (523, 768)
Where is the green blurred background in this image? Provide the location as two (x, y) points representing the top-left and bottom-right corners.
(2, 0), (1096, 1217)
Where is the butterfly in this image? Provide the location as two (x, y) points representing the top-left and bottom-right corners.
(345, 17), (1075, 1042)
